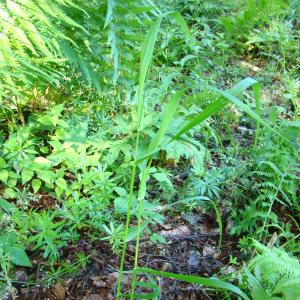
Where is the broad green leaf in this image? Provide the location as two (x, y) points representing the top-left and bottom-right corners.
(0, 198), (16, 212)
(8, 171), (20, 179)
(22, 169), (34, 184)
(39, 170), (56, 184)
(114, 197), (128, 214)
(7, 178), (17, 188)
(32, 179), (41, 193)
(34, 157), (52, 168)
(114, 187), (127, 197)
(55, 186), (63, 198)
(4, 187), (17, 199)
(0, 157), (7, 168)
(0, 169), (8, 184)
(55, 177), (67, 190)
(126, 223), (148, 242)
(7, 246), (32, 267)
(0, 232), (18, 245)
(137, 268), (250, 300)
(86, 154), (100, 166)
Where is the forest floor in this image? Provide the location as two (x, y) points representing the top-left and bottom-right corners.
(1, 1), (299, 300)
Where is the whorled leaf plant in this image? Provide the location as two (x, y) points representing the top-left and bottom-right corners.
(116, 12), (288, 300)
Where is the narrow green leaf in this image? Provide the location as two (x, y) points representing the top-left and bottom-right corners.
(122, 292), (158, 299)
(210, 87), (287, 140)
(137, 267), (250, 300)
(209, 200), (222, 250)
(169, 12), (195, 45)
(228, 77), (258, 96)
(148, 90), (184, 153)
(104, 0), (115, 29)
(137, 18), (162, 124)
(174, 98), (227, 139)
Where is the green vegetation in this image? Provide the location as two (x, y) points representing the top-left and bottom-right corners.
(0, 0), (299, 299)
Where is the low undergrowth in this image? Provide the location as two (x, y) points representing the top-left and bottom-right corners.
(0, 0), (299, 299)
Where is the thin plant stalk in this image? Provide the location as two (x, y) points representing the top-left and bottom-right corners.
(116, 18), (162, 299)
(130, 160), (153, 299)
(116, 134), (140, 299)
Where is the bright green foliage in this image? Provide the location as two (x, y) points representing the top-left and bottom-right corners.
(28, 211), (69, 261)
(0, 0), (83, 99)
(101, 222), (125, 254)
(221, 0), (287, 46)
(188, 167), (223, 199)
(238, 241), (300, 299)
(0, 0), (299, 299)
(0, 232), (31, 267)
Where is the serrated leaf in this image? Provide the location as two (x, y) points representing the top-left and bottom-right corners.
(6, 246), (32, 267)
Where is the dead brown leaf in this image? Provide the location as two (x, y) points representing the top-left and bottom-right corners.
(240, 60), (260, 72)
(53, 283), (65, 300)
(91, 276), (107, 288)
(107, 272), (131, 288)
(159, 225), (191, 238)
(202, 245), (215, 257)
(85, 294), (113, 300)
